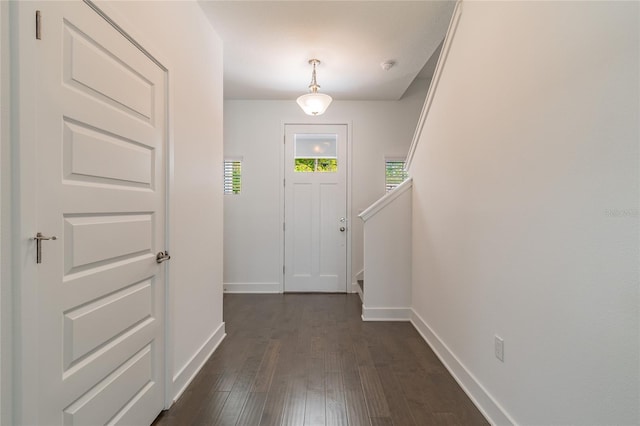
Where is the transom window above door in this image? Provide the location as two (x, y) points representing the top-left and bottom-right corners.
(294, 133), (338, 172)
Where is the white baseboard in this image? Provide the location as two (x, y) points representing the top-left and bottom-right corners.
(171, 322), (226, 403)
(361, 305), (411, 321)
(410, 309), (515, 426)
(223, 282), (281, 293)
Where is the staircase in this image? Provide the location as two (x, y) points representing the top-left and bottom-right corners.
(358, 178), (413, 321)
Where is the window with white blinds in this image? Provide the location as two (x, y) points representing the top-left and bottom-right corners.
(224, 159), (242, 195)
(385, 159), (408, 192)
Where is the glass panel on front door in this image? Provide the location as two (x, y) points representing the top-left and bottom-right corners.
(294, 133), (338, 172)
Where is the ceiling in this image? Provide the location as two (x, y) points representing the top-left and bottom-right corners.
(198, 1), (455, 101)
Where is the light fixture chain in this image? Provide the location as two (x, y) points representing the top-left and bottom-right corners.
(309, 59), (320, 93)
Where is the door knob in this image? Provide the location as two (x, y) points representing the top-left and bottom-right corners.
(156, 251), (171, 263)
(33, 232), (57, 264)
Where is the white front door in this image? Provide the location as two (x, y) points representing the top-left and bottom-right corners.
(284, 124), (348, 292)
(22, 1), (167, 424)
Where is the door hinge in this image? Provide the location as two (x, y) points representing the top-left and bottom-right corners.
(283, 265), (285, 274)
(283, 222), (285, 231)
(35, 10), (42, 40)
(283, 178), (286, 187)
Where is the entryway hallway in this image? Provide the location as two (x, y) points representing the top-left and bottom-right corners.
(153, 294), (488, 425)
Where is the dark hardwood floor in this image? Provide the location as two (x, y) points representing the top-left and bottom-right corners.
(153, 294), (488, 426)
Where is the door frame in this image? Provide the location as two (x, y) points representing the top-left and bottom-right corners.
(9, 1), (174, 423)
(280, 121), (353, 293)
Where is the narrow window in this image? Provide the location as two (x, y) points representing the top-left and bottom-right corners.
(385, 158), (408, 192)
(224, 159), (242, 194)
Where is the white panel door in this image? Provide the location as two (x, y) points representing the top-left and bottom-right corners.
(284, 124), (348, 292)
(26, 1), (167, 424)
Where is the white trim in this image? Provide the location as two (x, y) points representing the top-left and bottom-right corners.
(171, 323), (226, 403)
(410, 309), (516, 426)
(279, 122), (285, 293)
(405, 0), (464, 170)
(361, 305), (411, 321)
(346, 122), (353, 293)
(13, 2), (44, 423)
(359, 178), (413, 222)
(224, 282), (282, 293)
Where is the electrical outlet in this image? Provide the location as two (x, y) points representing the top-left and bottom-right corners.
(495, 336), (504, 362)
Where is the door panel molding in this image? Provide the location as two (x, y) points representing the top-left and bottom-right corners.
(13, 1), (169, 423)
(282, 123), (351, 293)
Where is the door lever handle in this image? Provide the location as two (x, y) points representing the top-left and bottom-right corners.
(156, 251), (171, 264)
(33, 232), (57, 264)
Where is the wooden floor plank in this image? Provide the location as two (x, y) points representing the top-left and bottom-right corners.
(339, 348), (371, 426)
(343, 386), (372, 426)
(324, 351), (342, 373)
(358, 366), (390, 418)
(370, 418), (393, 426)
(376, 365), (417, 426)
(304, 356), (326, 426)
(281, 376), (307, 426)
(236, 392), (267, 426)
(252, 339), (282, 392)
(231, 341), (268, 393)
(193, 391), (230, 424)
(325, 371), (348, 426)
(152, 294), (489, 426)
(215, 390), (249, 425)
(259, 375), (287, 426)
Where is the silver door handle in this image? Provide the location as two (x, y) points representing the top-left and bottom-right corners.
(33, 232), (57, 264)
(156, 251), (171, 263)
(340, 227), (346, 232)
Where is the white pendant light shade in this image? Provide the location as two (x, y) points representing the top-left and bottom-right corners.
(297, 59), (332, 116)
(296, 92), (333, 116)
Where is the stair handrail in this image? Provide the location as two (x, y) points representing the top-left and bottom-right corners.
(359, 177), (413, 222)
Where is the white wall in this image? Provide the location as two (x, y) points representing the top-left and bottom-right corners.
(223, 79), (429, 292)
(360, 179), (412, 321)
(99, 1), (226, 402)
(409, 1), (639, 424)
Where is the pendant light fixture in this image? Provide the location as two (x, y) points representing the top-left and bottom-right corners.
(296, 59), (333, 116)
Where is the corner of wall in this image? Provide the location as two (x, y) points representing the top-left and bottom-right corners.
(171, 323), (226, 403)
(410, 309), (515, 425)
(362, 306), (411, 321)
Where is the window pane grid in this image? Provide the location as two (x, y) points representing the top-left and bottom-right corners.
(224, 160), (241, 194)
(385, 160), (408, 192)
(295, 158), (337, 172)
